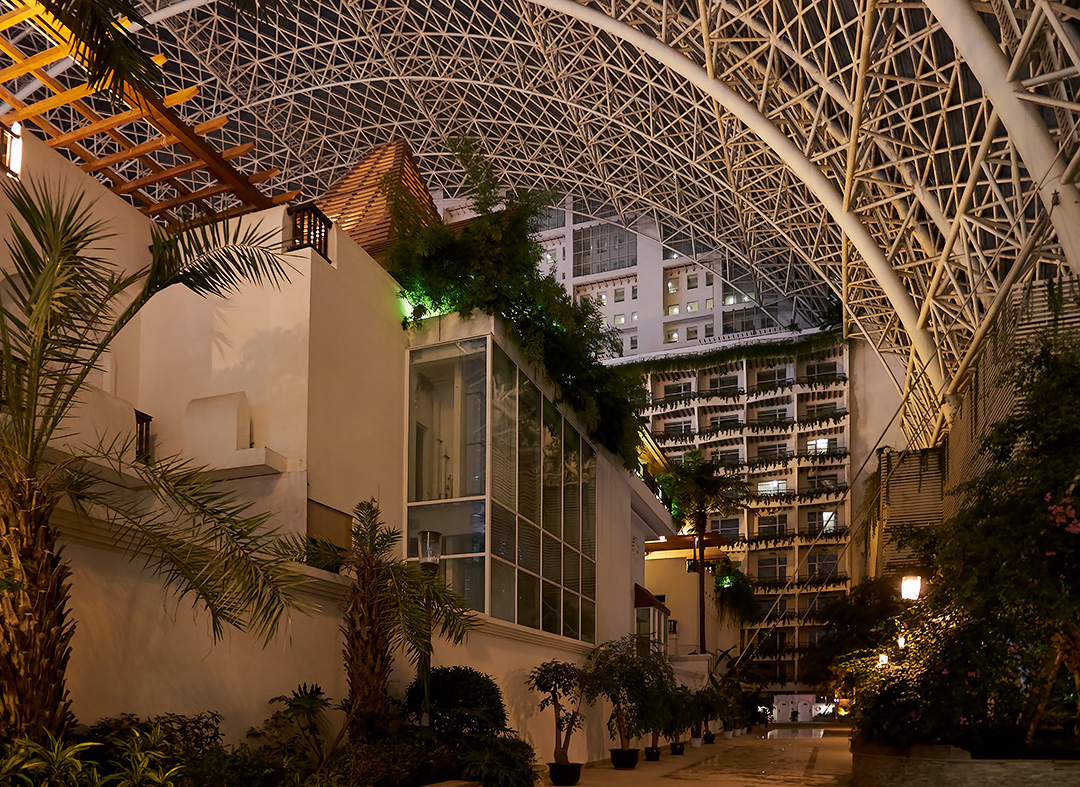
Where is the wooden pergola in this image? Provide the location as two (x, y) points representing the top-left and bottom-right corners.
(0, 0), (298, 226)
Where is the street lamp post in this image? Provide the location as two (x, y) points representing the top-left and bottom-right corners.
(417, 531), (442, 728)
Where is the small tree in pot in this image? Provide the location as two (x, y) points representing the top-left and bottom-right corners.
(527, 660), (587, 786)
(583, 635), (674, 769)
(638, 669), (676, 760)
(662, 686), (695, 754)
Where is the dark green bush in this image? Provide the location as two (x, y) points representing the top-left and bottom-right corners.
(459, 732), (539, 787)
(404, 666), (507, 736)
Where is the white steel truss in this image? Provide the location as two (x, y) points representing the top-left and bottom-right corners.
(52, 0), (1080, 443)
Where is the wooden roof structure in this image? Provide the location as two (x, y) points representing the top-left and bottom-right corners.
(0, 0), (297, 226)
(316, 139), (439, 262)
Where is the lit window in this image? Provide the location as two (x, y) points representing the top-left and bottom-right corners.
(723, 294), (737, 306)
(632, 311), (638, 321)
(687, 274), (698, 289)
(665, 329), (679, 344)
(615, 288), (625, 303)
(630, 336), (638, 350)
(807, 438), (831, 454)
(667, 280), (679, 294)
(686, 326), (698, 340)
(687, 301), (699, 312)
(705, 298), (714, 309)
(757, 479), (788, 495)
(599, 292), (607, 305)
(667, 305), (680, 316)
(614, 314), (625, 325)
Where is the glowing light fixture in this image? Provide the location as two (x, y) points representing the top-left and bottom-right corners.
(417, 530), (442, 574)
(901, 575), (922, 600)
(897, 635), (906, 649)
(878, 653), (888, 666)
(5, 121), (22, 178)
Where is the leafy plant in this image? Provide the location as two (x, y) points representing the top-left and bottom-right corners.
(386, 137), (648, 468)
(0, 179), (304, 742)
(583, 636), (675, 749)
(403, 666), (507, 737)
(527, 660), (587, 764)
(458, 733), (539, 787)
(660, 686), (695, 744)
(293, 501), (475, 743)
(713, 560), (758, 626)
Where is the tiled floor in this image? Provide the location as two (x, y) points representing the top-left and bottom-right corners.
(571, 726), (852, 787)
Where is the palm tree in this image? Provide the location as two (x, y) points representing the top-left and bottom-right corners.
(307, 501), (475, 743)
(658, 449), (748, 654)
(0, 178), (304, 742)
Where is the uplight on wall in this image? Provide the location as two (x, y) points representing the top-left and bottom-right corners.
(2, 121), (22, 179)
(878, 653), (889, 666)
(901, 575), (922, 601)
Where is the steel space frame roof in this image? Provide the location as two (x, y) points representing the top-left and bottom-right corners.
(62, 1), (1080, 442)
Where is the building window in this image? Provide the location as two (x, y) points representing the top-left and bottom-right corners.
(705, 298), (714, 309)
(706, 272), (714, 286)
(632, 285), (638, 300)
(704, 323), (714, 338)
(757, 407), (788, 422)
(805, 361), (838, 380)
(687, 274), (698, 290)
(711, 517), (740, 539)
(409, 339), (597, 642)
(629, 336), (638, 350)
(710, 414), (741, 428)
(806, 437), (838, 454)
(708, 375), (739, 394)
(686, 326), (698, 341)
(758, 555), (787, 582)
(614, 288), (625, 302)
(666, 304), (680, 316)
(614, 314), (625, 325)
(757, 479), (788, 495)
(572, 224), (637, 277)
(758, 514), (788, 537)
(716, 449), (740, 466)
(687, 301), (699, 313)
(808, 474), (839, 491)
(538, 206), (566, 231)
(598, 292), (607, 305)
(807, 552), (838, 579)
(757, 368), (788, 387)
(757, 443), (787, 461)
(806, 402), (839, 419)
(664, 419), (693, 435)
(667, 279), (679, 294)
(632, 311), (638, 321)
(664, 382), (693, 398)
(806, 510), (838, 534)
(665, 329), (679, 343)
(723, 307), (762, 334)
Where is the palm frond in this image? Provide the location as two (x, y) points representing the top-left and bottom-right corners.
(70, 440), (311, 643)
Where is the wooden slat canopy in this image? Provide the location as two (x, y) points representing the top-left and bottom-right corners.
(0, 0), (297, 224)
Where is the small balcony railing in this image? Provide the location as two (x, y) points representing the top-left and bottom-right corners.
(135, 410), (153, 464)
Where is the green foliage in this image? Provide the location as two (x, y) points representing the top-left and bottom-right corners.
(526, 660), (586, 764)
(582, 636), (675, 748)
(657, 449), (748, 535)
(624, 330), (843, 378)
(712, 561), (758, 626)
(659, 686), (695, 743)
(458, 733), (539, 787)
(403, 666), (507, 736)
(249, 684), (332, 767)
(385, 138), (648, 468)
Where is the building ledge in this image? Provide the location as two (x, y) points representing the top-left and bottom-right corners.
(204, 446), (287, 480)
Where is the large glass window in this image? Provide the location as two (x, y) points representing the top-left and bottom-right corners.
(408, 339), (486, 501)
(573, 224), (638, 276)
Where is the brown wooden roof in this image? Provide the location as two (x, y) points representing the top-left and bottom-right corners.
(0, 1), (297, 225)
(316, 139), (439, 262)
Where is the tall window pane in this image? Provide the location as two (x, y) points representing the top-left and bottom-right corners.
(492, 344), (517, 508)
(542, 580), (561, 634)
(442, 556), (485, 612)
(581, 599), (596, 643)
(518, 376), (542, 524)
(563, 591), (580, 639)
(518, 519), (540, 574)
(543, 533), (561, 584)
(563, 427), (580, 548)
(491, 502), (515, 561)
(407, 500), (485, 557)
(518, 571), (540, 629)
(581, 443), (596, 558)
(408, 339), (486, 501)
(542, 399), (563, 536)
(491, 557), (515, 622)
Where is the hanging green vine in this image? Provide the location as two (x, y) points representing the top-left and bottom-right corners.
(385, 138), (648, 468)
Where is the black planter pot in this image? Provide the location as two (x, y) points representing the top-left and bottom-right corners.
(703, 732), (716, 744)
(547, 763), (583, 786)
(643, 747), (662, 761)
(609, 749), (640, 770)
(669, 742), (685, 755)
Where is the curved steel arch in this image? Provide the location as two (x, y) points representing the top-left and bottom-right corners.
(90, 0), (1080, 440)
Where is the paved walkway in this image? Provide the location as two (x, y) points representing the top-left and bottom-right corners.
(574, 726), (852, 787)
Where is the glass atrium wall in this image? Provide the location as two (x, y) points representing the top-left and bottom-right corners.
(408, 335), (597, 643)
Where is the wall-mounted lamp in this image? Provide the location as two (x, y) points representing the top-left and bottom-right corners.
(901, 575), (922, 601)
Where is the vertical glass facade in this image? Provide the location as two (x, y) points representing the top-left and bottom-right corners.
(408, 336), (597, 643)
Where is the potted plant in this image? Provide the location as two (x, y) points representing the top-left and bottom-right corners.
(689, 690), (704, 748)
(698, 687), (716, 743)
(584, 636), (674, 770)
(527, 659), (587, 786)
(639, 673), (675, 761)
(662, 686), (694, 755)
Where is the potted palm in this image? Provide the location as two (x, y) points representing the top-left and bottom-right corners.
(527, 660), (587, 786)
(584, 636), (674, 769)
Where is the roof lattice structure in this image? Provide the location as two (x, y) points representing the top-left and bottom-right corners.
(26, 0), (1080, 443)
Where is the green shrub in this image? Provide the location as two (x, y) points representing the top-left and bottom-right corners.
(403, 666), (507, 736)
(458, 733), (539, 787)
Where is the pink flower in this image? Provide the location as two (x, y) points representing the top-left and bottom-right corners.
(942, 669), (949, 675)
